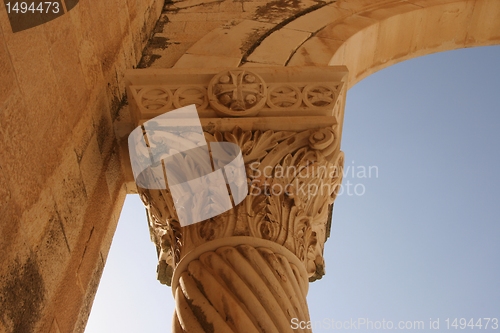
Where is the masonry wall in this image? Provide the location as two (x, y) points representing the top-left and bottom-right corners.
(0, 1), (164, 332)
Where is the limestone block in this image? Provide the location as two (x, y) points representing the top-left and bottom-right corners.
(92, 97), (115, 158)
(3, 26), (61, 130)
(169, 0), (223, 11)
(317, 14), (377, 42)
(188, 20), (231, 35)
(149, 42), (195, 68)
(74, 254), (104, 333)
(174, 53), (242, 68)
(240, 61), (282, 67)
(342, 22), (379, 83)
(247, 28), (311, 65)
(0, 138), (12, 218)
(182, 19), (273, 58)
(328, 41), (346, 67)
(285, 4), (351, 33)
(19, 188), (56, 253)
(372, 10), (420, 67)
(249, 0), (329, 24)
(218, 0), (244, 13)
(79, 3), (111, 69)
(0, 31), (16, 106)
(49, 319), (61, 333)
(36, 207), (72, 302)
(166, 12), (209, 22)
(105, 148), (126, 200)
(162, 20), (187, 34)
(79, 42), (106, 91)
(357, 1), (421, 21)
(99, 190), (126, 263)
(79, 134), (104, 197)
(288, 37), (344, 66)
(466, 0), (500, 46)
(75, 179), (112, 293)
(43, 18), (89, 129)
(51, 146), (88, 251)
(411, 1), (474, 52)
(242, 2), (268, 16)
(0, 254), (46, 333)
(0, 89), (44, 210)
(72, 107), (95, 163)
(405, 0), (466, 6)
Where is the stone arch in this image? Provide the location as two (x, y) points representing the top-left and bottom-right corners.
(170, 0), (500, 88)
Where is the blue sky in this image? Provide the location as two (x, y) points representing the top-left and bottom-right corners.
(85, 45), (500, 332)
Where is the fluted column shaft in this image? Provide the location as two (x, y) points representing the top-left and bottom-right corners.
(171, 238), (311, 333)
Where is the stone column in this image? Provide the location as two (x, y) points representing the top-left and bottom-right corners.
(125, 67), (347, 332)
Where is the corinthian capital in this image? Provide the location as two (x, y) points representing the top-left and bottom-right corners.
(125, 66), (348, 285)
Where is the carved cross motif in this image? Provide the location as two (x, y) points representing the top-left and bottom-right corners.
(208, 70), (267, 116)
(215, 71), (260, 109)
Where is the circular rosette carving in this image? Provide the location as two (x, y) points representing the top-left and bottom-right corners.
(138, 86), (173, 112)
(173, 86), (209, 110)
(308, 128), (337, 157)
(303, 84), (337, 109)
(208, 70), (267, 117)
(267, 84), (302, 109)
(309, 128), (334, 150)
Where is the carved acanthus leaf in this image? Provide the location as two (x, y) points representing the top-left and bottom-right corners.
(139, 126), (343, 285)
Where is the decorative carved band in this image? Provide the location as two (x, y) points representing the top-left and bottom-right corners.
(131, 80), (342, 118)
(126, 66), (348, 122)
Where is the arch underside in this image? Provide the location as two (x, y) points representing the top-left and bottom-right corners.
(162, 0), (500, 88)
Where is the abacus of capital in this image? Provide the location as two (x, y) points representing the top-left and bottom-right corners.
(125, 66), (347, 332)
